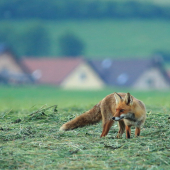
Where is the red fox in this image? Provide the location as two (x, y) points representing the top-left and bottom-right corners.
(59, 92), (146, 138)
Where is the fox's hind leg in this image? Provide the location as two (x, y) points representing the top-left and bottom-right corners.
(100, 104), (115, 137)
(117, 120), (125, 138)
(100, 120), (114, 137)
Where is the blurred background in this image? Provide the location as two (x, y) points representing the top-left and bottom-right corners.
(0, 0), (170, 96)
(1, 2), (170, 169)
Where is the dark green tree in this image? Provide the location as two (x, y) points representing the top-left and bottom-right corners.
(0, 23), (50, 57)
(59, 32), (85, 57)
(23, 24), (50, 56)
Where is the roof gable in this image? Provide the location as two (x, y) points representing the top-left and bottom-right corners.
(88, 58), (169, 87)
(0, 44), (31, 74)
(61, 62), (104, 89)
(0, 46), (33, 83)
(133, 67), (170, 90)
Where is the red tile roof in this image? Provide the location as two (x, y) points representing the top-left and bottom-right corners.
(22, 58), (83, 85)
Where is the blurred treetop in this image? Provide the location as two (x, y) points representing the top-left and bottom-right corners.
(0, 0), (170, 20)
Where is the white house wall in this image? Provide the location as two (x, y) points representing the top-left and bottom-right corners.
(0, 53), (23, 73)
(61, 62), (105, 89)
(133, 67), (169, 90)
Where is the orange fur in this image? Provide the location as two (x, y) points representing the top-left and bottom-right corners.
(100, 120), (114, 137)
(117, 120), (125, 138)
(59, 92), (146, 138)
(125, 125), (131, 139)
(135, 127), (140, 137)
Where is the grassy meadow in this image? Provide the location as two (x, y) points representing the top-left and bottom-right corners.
(1, 19), (170, 58)
(47, 19), (170, 58)
(0, 86), (170, 169)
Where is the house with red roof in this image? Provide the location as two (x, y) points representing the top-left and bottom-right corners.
(0, 44), (33, 84)
(23, 57), (105, 89)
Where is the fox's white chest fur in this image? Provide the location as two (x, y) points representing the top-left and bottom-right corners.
(125, 113), (145, 128)
(115, 112), (146, 128)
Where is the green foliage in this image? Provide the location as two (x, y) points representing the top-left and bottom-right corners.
(1, 0), (170, 58)
(0, 89), (170, 169)
(1, 19), (170, 57)
(0, 22), (50, 56)
(23, 24), (50, 56)
(0, 0), (170, 20)
(58, 32), (85, 56)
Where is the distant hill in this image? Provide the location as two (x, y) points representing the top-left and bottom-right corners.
(138, 0), (170, 5)
(1, 19), (170, 58)
(114, 0), (170, 5)
(0, 0), (170, 20)
(1, 0), (170, 58)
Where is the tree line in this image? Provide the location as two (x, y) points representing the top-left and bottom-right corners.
(0, 23), (84, 57)
(0, 0), (170, 20)
(1, 0), (170, 58)
(0, 23), (50, 57)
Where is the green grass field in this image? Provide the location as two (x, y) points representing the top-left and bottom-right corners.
(47, 19), (170, 58)
(1, 19), (170, 58)
(0, 86), (170, 169)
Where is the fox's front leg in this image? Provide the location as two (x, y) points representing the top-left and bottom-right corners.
(117, 120), (125, 138)
(135, 127), (140, 137)
(125, 125), (131, 138)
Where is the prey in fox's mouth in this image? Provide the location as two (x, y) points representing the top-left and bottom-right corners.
(112, 112), (137, 122)
(112, 115), (124, 121)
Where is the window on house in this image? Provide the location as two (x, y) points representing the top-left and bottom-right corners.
(79, 72), (87, 81)
(146, 78), (155, 88)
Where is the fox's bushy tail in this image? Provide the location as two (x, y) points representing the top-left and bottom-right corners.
(59, 103), (102, 131)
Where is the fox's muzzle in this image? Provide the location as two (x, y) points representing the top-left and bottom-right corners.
(112, 115), (124, 121)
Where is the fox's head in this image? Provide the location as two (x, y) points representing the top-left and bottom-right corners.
(112, 92), (134, 121)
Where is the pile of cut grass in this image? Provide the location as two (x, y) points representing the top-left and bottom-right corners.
(0, 104), (170, 169)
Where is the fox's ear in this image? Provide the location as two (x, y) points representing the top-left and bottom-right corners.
(124, 93), (133, 105)
(114, 92), (122, 105)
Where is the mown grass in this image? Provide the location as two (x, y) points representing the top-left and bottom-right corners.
(0, 86), (170, 169)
